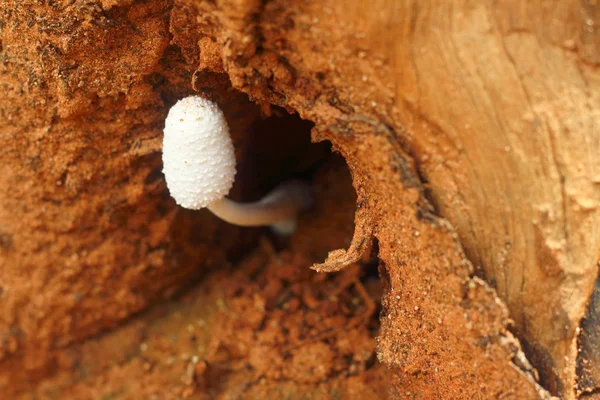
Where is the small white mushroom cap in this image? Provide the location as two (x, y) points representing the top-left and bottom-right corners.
(162, 96), (236, 209)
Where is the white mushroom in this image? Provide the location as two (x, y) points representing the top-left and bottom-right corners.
(162, 95), (312, 235)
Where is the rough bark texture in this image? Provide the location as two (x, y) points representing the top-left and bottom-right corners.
(579, 277), (600, 397)
(0, 0), (598, 398)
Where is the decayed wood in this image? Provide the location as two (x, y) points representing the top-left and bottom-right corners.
(198, 0), (599, 397)
(1, 0), (597, 396)
(325, 1), (599, 396)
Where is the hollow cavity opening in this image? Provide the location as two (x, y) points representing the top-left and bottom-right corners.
(160, 101), (385, 395)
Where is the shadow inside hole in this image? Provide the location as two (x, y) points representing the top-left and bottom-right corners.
(232, 109), (330, 203)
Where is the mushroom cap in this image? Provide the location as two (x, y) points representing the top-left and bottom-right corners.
(162, 96), (236, 209)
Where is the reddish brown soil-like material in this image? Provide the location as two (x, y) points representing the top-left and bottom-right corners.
(30, 252), (386, 400)
(19, 158), (391, 399)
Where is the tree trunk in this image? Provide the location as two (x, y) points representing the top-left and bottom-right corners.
(0, 0), (597, 398)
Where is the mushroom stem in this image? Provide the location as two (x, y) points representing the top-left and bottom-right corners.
(207, 180), (313, 234)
